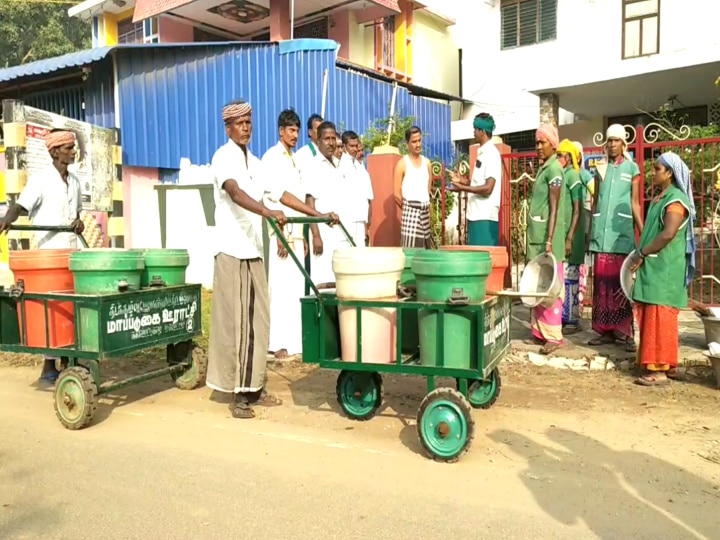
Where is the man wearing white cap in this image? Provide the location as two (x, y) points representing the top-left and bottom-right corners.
(587, 124), (642, 351)
(0, 129), (84, 385)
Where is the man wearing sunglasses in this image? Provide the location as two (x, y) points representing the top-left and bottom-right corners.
(451, 113), (502, 246)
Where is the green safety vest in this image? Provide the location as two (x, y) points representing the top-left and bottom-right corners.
(527, 154), (567, 262)
(563, 166), (587, 265)
(632, 185), (690, 309)
(590, 157), (640, 255)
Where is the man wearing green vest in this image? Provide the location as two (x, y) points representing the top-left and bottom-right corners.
(630, 151), (695, 386)
(527, 124), (566, 354)
(588, 124), (643, 352)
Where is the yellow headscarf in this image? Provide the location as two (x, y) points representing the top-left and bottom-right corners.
(557, 139), (579, 171)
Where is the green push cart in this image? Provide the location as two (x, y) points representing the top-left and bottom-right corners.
(270, 217), (513, 463)
(1, 225), (207, 430)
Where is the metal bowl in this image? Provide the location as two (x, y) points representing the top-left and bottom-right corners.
(620, 253), (636, 302)
(519, 252), (562, 308)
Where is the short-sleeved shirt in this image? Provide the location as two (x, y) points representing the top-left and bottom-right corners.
(17, 165), (82, 249)
(338, 152), (374, 223)
(211, 139), (283, 260)
(261, 141), (305, 239)
(304, 153), (351, 243)
(466, 140), (502, 222)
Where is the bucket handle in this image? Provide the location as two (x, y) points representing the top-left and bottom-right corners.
(447, 288), (470, 306)
(149, 275), (166, 288)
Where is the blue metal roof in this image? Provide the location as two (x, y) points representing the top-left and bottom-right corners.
(0, 47), (114, 83)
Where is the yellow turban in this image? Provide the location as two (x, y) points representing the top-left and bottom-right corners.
(557, 139), (579, 171)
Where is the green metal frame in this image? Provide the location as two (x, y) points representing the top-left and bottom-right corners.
(268, 217), (512, 398)
(1, 224), (203, 397)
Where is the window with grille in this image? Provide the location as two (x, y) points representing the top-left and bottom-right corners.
(622, 0), (660, 59)
(117, 17), (159, 44)
(500, 0), (557, 50)
(381, 16), (395, 67)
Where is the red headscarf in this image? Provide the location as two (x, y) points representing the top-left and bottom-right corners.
(536, 124), (559, 149)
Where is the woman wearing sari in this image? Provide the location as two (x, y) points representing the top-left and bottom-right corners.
(527, 124), (567, 354)
(557, 139), (586, 333)
(629, 152), (695, 386)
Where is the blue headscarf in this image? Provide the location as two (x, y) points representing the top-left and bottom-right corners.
(658, 151), (696, 286)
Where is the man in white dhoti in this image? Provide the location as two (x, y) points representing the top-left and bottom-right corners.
(262, 109), (316, 360)
(0, 129), (84, 385)
(339, 130), (373, 247)
(304, 121), (353, 286)
(207, 100), (337, 419)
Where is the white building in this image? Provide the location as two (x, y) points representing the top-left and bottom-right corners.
(452, 0), (720, 149)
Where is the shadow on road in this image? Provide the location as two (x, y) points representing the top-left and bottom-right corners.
(489, 427), (720, 539)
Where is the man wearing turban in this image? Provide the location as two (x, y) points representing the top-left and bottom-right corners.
(0, 128), (84, 385)
(587, 124), (642, 351)
(527, 123), (567, 354)
(450, 113), (502, 246)
(206, 100), (338, 419)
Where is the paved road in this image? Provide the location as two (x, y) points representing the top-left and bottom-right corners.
(1, 366), (718, 539)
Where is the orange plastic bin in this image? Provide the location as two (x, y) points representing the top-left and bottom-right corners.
(438, 245), (509, 294)
(9, 249), (76, 348)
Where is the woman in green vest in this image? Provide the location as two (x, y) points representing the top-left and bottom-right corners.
(527, 124), (566, 354)
(588, 124), (643, 352)
(629, 151), (695, 386)
(556, 139), (586, 334)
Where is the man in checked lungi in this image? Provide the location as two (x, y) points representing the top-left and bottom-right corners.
(393, 126), (434, 248)
(206, 100), (337, 419)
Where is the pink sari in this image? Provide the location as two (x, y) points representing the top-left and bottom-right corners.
(531, 262), (565, 344)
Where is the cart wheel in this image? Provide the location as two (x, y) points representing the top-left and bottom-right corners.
(416, 387), (474, 463)
(467, 368), (502, 409)
(169, 342), (208, 390)
(335, 370), (383, 421)
(54, 367), (98, 431)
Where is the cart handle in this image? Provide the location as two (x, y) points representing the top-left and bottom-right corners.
(8, 224), (89, 249)
(267, 216), (355, 301)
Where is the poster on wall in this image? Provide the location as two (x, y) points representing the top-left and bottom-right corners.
(24, 106), (116, 212)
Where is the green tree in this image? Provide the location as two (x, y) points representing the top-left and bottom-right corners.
(0, 1), (91, 67)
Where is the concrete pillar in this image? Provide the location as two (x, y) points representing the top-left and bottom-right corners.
(367, 147), (402, 247)
(269, 0), (291, 41)
(539, 92), (559, 126)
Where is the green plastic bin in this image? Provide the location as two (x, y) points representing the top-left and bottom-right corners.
(411, 250), (491, 369)
(140, 249), (190, 287)
(400, 248), (423, 354)
(69, 249), (145, 352)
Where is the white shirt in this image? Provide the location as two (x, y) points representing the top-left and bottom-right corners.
(295, 141), (320, 179)
(17, 165), (82, 249)
(261, 141), (305, 240)
(466, 140), (502, 222)
(303, 153), (351, 242)
(211, 139), (284, 260)
(338, 152), (374, 223)
(401, 155), (430, 203)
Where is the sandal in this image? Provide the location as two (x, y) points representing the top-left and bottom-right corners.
(563, 325), (580, 336)
(251, 390), (283, 407)
(539, 342), (563, 355)
(634, 373), (670, 386)
(523, 337), (544, 345)
(229, 396), (255, 419)
(588, 335), (615, 346)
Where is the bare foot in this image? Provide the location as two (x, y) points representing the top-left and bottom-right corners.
(274, 348), (289, 359)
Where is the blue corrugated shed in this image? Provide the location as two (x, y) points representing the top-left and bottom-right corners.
(0, 47), (114, 84)
(115, 41), (453, 168)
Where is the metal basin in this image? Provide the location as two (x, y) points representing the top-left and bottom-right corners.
(519, 253), (563, 308)
(620, 252), (636, 302)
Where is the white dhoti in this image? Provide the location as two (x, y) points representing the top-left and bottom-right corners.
(268, 235), (306, 355)
(310, 224), (352, 285)
(347, 222), (367, 247)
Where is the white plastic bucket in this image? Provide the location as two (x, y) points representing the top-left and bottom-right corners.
(332, 248), (405, 364)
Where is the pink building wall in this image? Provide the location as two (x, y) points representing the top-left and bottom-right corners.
(159, 16), (194, 43)
(121, 166), (161, 248)
(329, 10), (351, 59)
